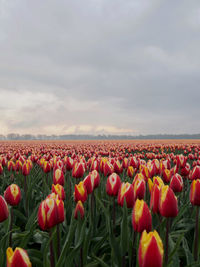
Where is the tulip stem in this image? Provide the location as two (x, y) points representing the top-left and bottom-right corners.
(9, 206), (13, 247)
(57, 224), (60, 259)
(49, 230), (55, 267)
(24, 175), (28, 216)
(194, 206), (199, 261)
(165, 218), (170, 265)
(113, 197), (116, 233)
(131, 231), (136, 267)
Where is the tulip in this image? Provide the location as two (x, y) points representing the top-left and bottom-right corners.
(74, 181), (88, 203)
(117, 182), (134, 208)
(7, 247), (32, 267)
(43, 160), (51, 173)
(0, 195), (9, 222)
(133, 178), (146, 201)
(15, 160), (22, 172)
(138, 230), (164, 267)
(190, 179), (200, 261)
(176, 154), (186, 169)
(106, 173), (121, 196)
(52, 184), (65, 200)
(91, 170), (100, 189)
(103, 160), (114, 177)
(159, 185), (178, 218)
(22, 161), (30, 176)
(150, 184), (160, 214)
(132, 199), (152, 233)
(170, 173), (183, 193)
(190, 179), (200, 206)
(37, 198), (58, 231)
(74, 200), (84, 219)
(0, 163), (3, 175)
(190, 166), (200, 180)
(72, 162), (85, 179)
(127, 166), (135, 178)
(53, 168), (64, 185)
(162, 168), (171, 183)
(113, 160), (123, 174)
(7, 160), (15, 172)
(4, 184), (21, 206)
(65, 156), (74, 171)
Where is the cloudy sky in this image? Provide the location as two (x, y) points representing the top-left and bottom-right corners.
(0, 0), (200, 136)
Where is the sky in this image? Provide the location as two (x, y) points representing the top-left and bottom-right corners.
(0, 0), (200, 136)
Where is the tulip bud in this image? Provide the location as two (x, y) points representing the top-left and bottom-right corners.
(103, 160), (114, 177)
(74, 200), (84, 219)
(113, 160), (123, 174)
(0, 163), (3, 175)
(52, 184), (65, 200)
(53, 168), (64, 185)
(150, 184), (160, 214)
(65, 157), (74, 171)
(162, 168), (171, 183)
(43, 161), (51, 173)
(22, 161), (30, 176)
(138, 230), (164, 267)
(190, 179), (200, 206)
(127, 166), (135, 178)
(38, 198), (58, 230)
(170, 174), (183, 193)
(132, 199), (152, 233)
(74, 182), (88, 203)
(7, 247), (32, 267)
(4, 184), (21, 206)
(117, 182), (134, 208)
(133, 178), (146, 200)
(190, 166), (200, 180)
(0, 195), (9, 222)
(7, 160), (15, 172)
(72, 162), (85, 179)
(159, 185), (178, 217)
(106, 173), (121, 196)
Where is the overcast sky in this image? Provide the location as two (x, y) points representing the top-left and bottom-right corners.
(0, 0), (200, 136)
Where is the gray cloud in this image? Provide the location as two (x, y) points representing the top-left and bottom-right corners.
(0, 0), (200, 135)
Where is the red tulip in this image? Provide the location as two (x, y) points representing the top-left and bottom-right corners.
(106, 173), (121, 196)
(138, 230), (164, 267)
(127, 166), (135, 178)
(133, 178), (146, 200)
(170, 174), (183, 193)
(132, 199), (152, 233)
(0, 195), (9, 222)
(159, 185), (178, 217)
(117, 182), (134, 208)
(72, 162), (85, 179)
(7, 247), (32, 267)
(52, 184), (65, 200)
(74, 200), (84, 219)
(190, 179), (200, 206)
(53, 168), (64, 185)
(74, 181), (88, 203)
(150, 184), (160, 214)
(4, 184), (21, 206)
(190, 166), (200, 180)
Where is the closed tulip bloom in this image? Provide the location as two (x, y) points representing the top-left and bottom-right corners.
(117, 182), (134, 208)
(83, 174), (94, 194)
(0, 163), (3, 175)
(133, 178), (146, 200)
(122, 157), (129, 169)
(103, 160), (114, 177)
(43, 161), (51, 173)
(7, 247), (32, 267)
(0, 195), (9, 222)
(4, 184), (21, 206)
(159, 185), (178, 217)
(7, 161), (15, 172)
(90, 159), (99, 172)
(53, 168), (64, 185)
(65, 157), (74, 171)
(74, 200), (84, 219)
(190, 166), (200, 180)
(176, 154), (186, 168)
(170, 174), (183, 193)
(91, 170), (100, 189)
(138, 230), (164, 267)
(52, 184), (65, 200)
(190, 179), (200, 206)
(22, 161), (30, 176)
(55, 199), (65, 224)
(38, 198), (58, 230)
(162, 168), (171, 183)
(106, 173), (121, 196)
(127, 166), (135, 178)
(113, 160), (123, 174)
(15, 160), (22, 172)
(72, 162), (85, 179)
(132, 199), (152, 233)
(150, 184), (160, 214)
(180, 162), (190, 177)
(74, 181), (88, 203)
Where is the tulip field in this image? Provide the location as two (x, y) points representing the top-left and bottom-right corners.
(1, 140), (200, 267)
